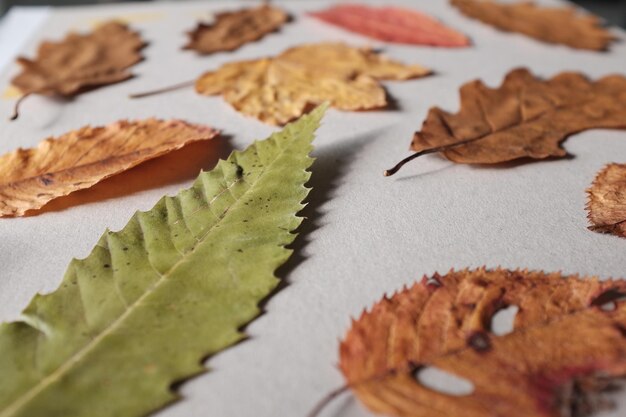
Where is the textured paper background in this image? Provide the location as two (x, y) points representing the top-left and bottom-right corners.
(1, 1), (626, 416)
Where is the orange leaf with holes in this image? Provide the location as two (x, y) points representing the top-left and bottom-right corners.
(183, 4), (289, 55)
(385, 68), (626, 176)
(334, 268), (626, 417)
(309, 4), (469, 47)
(587, 163), (626, 238)
(0, 119), (219, 217)
(10, 21), (146, 119)
(451, 0), (615, 50)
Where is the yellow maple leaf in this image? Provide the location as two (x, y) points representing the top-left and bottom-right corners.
(195, 43), (430, 125)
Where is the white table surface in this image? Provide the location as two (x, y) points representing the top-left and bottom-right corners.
(1, 1), (625, 416)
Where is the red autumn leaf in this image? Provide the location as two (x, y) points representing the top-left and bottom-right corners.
(309, 4), (470, 47)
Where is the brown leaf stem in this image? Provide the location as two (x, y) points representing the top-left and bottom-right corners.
(129, 80), (195, 99)
(306, 384), (350, 417)
(384, 137), (480, 176)
(9, 93), (30, 121)
(307, 362), (420, 417)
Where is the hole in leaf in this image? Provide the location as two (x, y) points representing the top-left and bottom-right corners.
(491, 305), (519, 336)
(590, 289), (626, 312)
(415, 366), (474, 396)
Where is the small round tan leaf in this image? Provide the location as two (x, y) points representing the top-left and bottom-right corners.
(587, 163), (626, 238)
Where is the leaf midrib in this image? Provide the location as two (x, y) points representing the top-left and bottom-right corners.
(439, 91), (598, 153)
(0, 137), (295, 417)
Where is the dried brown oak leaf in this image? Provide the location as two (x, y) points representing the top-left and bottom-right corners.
(195, 42), (430, 125)
(451, 0), (615, 51)
(587, 163), (626, 238)
(385, 68), (626, 176)
(0, 119), (218, 217)
(339, 267), (626, 417)
(10, 21), (146, 118)
(184, 4), (289, 55)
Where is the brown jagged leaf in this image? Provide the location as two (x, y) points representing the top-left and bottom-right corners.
(10, 21), (146, 118)
(587, 163), (626, 238)
(339, 268), (626, 417)
(451, 0), (615, 51)
(385, 68), (626, 176)
(195, 42), (430, 125)
(183, 4), (289, 55)
(0, 119), (219, 217)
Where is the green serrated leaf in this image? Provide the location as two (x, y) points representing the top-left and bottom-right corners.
(0, 104), (327, 417)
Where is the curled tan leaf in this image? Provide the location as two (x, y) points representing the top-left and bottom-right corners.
(338, 268), (626, 417)
(195, 42), (430, 125)
(385, 68), (626, 176)
(451, 0), (616, 51)
(587, 163), (626, 238)
(0, 119), (219, 217)
(183, 4), (289, 54)
(10, 21), (146, 119)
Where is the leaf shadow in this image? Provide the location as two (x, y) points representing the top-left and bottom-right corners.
(383, 89), (401, 111)
(27, 136), (233, 216)
(38, 96), (70, 129)
(268, 129), (383, 305)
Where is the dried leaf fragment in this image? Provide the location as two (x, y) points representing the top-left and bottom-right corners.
(451, 0), (615, 51)
(385, 68), (626, 176)
(0, 119), (219, 217)
(195, 42), (430, 125)
(339, 268), (626, 417)
(184, 4), (289, 55)
(309, 4), (469, 47)
(12, 21), (145, 98)
(587, 163), (626, 238)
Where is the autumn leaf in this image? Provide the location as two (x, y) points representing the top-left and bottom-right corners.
(184, 4), (289, 55)
(385, 68), (626, 176)
(309, 4), (469, 47)
(193, 42), (430, 125)
(587, 163), (626, 238)
(332, 268), (626, 417)
(451, 0), (615, 51)
(0, 119), (218, 217)
(0, 104), (325, 417)
(10, 21), (146, 120)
